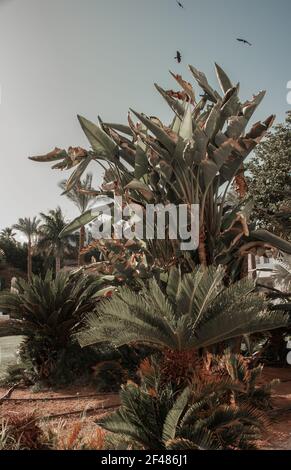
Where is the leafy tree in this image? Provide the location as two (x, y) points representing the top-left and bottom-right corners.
(247, 112), (291, 239)
(13, 217), (40, 280)
(38, 207), (76, 272)
(0, 237), (50, 277)
(59, 173), (96, 266)
(0, 238), (26, 271)
(0, 227), (17, 242)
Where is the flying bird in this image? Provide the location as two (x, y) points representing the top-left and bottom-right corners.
(174, 51), (182, 63)
(236, 38), (252, 46)
(176, 1), (184, 7)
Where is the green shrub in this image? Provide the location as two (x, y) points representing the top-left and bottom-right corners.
(0, 270), (114, 384)
(100, 376), (268, 450)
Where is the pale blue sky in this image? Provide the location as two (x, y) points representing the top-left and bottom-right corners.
(0, 0), (290, 229)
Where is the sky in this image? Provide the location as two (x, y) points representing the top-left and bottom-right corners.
(0, 0), (291, 232)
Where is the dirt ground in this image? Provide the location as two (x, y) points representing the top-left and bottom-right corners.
(0, 384), (120, 447)
(259, 367), (291, 450)
(1, 367), (291, 449)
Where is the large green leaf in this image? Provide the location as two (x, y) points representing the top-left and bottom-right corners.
(154, 83), (185, 118)
(102, 122), (133, 136)
(59, 210), (96, 237)
(215, 63), (233, 94)
(130, 109), (176, 154)
(59, 196), (114, 237)
(134, 144), (148, 180)
(125, 179), (154, 201)
(77, 115), (117, 156)
(189, 65), (221, 103)
(179, 102), (193, 140)
(249, 230), (291, 254)
(64, 155), (93, 192)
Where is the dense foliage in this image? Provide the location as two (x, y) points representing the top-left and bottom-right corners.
(30, 64), (291, 283)
(247, 112), (291, 239)
(0, 270), (114, 382)
(100, 355), (269, 450)
(78, 265), (287, 351)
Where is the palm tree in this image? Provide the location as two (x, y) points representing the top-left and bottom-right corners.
(59, 173), (96, 266)
(0, 227), (17, 242)
(13, 217), (39, 280)
(38, 207), (76, 273)
(78, 265), (287, 351)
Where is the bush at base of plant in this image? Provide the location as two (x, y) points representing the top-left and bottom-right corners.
(98, 353), (273, 451)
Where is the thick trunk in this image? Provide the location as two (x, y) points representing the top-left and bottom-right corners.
(55, 255), (61, 273)
(78, 225), (86, 266)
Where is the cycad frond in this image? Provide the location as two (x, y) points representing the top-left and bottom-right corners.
(78, 265), (288, 351)
(99, 375), (265, 450)
(162, 387), (191, 442)
(0, 270), (110, 341)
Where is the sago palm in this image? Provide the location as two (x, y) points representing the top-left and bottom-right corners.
(13, 216), (39, 280)
(100, 380), (267, 450)
(0, 270), (114, 378)
(78, 265), (287, 351)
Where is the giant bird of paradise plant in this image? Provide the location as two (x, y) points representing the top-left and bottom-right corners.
(29, 63), (291, 281)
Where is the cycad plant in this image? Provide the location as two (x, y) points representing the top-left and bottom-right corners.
(100, 371), (268, 450)
(212, 351), (278, 409)
(0, 270), (114, 381)
(29, 63), (291, 279)
(78, 265), (287, 351)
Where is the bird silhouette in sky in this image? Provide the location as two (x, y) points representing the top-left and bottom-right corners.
(236, 38), (252, 46)
(174, 51), (182, 63)
(176, 1), (184, 8)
